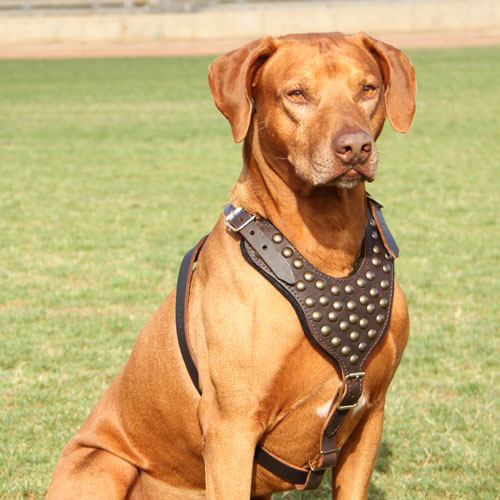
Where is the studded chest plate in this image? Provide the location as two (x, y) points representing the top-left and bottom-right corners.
(238, 208), (395, 376)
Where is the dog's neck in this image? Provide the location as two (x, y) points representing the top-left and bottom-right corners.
(230, 128), (367, 277)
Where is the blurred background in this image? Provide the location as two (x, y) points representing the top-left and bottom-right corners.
(0, 0), (499, 56)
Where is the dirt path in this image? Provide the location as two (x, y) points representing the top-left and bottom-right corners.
(1, 30), (499, 58)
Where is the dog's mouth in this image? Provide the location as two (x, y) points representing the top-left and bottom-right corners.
(342, 168), (363, 179)
(292, 148), (378, 189)
(324, 165), (373, 188)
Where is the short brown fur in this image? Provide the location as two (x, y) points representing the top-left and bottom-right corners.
(47, 32), (415, 500)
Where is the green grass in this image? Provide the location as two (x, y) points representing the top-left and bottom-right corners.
(0, 45), (499, 499)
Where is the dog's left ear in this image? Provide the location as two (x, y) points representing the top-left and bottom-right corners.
(354, 33), (417, 133)
(208, 36), (276, 143)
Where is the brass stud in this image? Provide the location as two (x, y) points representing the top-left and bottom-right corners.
(369, 288), (379, 298)
(349, 354), (359, 365)
(380, 280), (389, 290)
(369, 218), (376, 227)
(312, 311), (323, 322)
(296, 281), (306, 291)
(339, 321), (349, 332)
(304, 272), (315, 282)
(333, 301), (343, 311)
(350, 331), (360, 341)
(346, 300), (356, 311)
(282, 247), (293, 258)
(315, 279), (326, 290)
(383, 264), (391, 274)
(331, 336), (341, 347)
(293, 258), (304, 269)
(328, 311), (338, 322)
(358, 342), (368, 352)
(371, 231), (378, 240)
(359, 318), (368, 329)
(319, 296), (329, 306)
(359, 295), (369, 306)
(331, 285), (341, 296)
(376, 314), (385, 324)
(345, 284), (355, 295)
(341, 346), (351, 356)
(380, 298), (389, 309)
(367, 304), (376, 314)
(373, 245), (381, 254)
(305, 297), (316, 308)
(385, 253), (391, 260)
(321, 325), (331, 336)
(366, 271), (375, 281)
(272, 233), (283, 244)
(356, 278), (367, 288)
(372, 257), (381, 267)
(349, 314), (359, 325)
(367, 329), (377, 339)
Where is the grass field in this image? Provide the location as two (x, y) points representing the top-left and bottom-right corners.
(0, 44), (499, 499)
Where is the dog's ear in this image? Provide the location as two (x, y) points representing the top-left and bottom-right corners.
(355, 33), (417, 133)
(208, 36), (276, 143)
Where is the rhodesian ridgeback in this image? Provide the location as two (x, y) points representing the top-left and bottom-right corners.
(47, 32), (416, 499)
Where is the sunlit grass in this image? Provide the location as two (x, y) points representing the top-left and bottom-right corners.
(0, 45), (499, 499)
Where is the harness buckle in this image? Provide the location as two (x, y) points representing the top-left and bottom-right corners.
(224, 207), (256, 232)
(337, 372), (365, 411)
(308, 447), (341, 471)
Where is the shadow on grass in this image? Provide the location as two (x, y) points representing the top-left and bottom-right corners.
(368, 440), (393, 500)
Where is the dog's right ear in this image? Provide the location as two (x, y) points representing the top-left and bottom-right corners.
(208, 37), (276, 143)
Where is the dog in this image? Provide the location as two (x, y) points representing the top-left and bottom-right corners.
(47, 31), (415, 500)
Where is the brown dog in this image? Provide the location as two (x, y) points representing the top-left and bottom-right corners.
(47, 32), (415, 500)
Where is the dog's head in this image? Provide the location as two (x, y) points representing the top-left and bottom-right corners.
(209, 32), (416, 189)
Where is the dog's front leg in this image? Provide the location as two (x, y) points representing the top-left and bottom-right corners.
(331, 402), (386, 500)
(198, 394), (262, 500)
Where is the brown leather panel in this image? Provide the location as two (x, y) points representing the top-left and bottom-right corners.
(241, 200), (395, 376)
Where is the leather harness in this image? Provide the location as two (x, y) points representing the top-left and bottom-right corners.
(175, 194), (398, 490)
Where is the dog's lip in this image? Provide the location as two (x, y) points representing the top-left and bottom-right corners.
(343, 169), (361, 178)
(324, 168), (364, 186)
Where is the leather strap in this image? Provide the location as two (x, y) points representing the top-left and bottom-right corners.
(367, 194), (399, 258)
(254, 447), (309, 485)
(224, 204), (295, 284)
(175, 235), (208, 394)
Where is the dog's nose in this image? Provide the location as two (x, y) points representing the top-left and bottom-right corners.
(332, 130), (373, 165)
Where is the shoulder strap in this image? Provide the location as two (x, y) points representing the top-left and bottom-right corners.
(175, 235), (208, 394)
(366, 194), (399, 258)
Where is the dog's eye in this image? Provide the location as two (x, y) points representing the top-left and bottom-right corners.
(287, 90), (305, 101)
(362, 85), (377, 97)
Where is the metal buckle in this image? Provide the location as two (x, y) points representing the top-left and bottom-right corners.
(336, 372), (365, 411)
(224, 207), (256, 232)
(308, 447), (341, 471)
